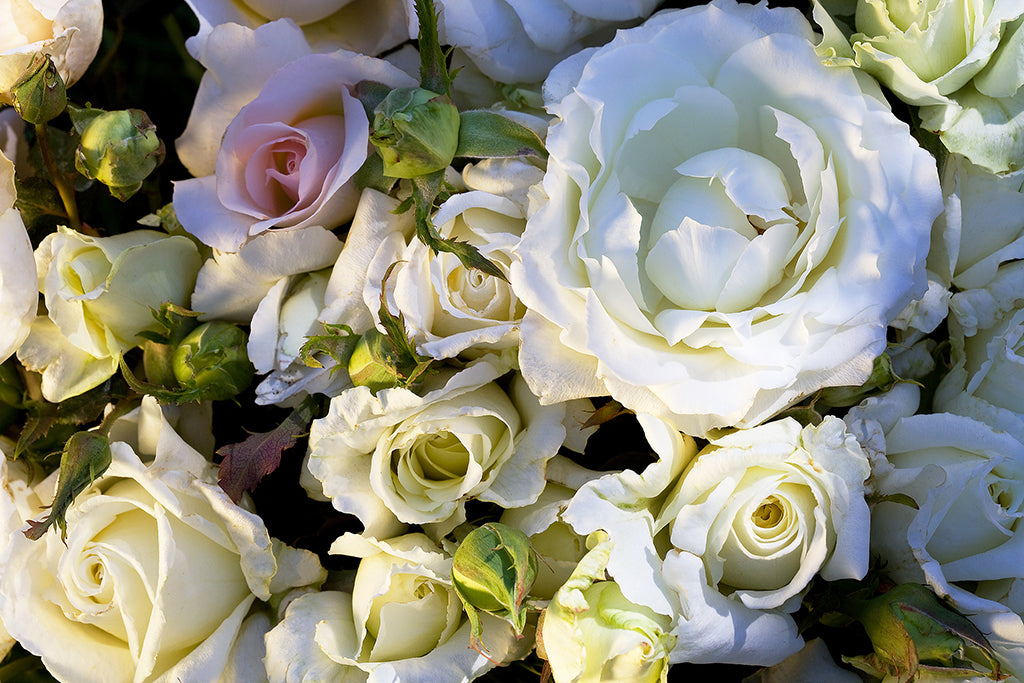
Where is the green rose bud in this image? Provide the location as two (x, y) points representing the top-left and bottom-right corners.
(370, 87), (460, 178)
(844, 583), (1004, 681)
(10, 53), (67, 124)
(347, 328), (405, 393)
(452, 522), (538, 648)
(172, 322), (254, 401)
(72, 107), (165, 201)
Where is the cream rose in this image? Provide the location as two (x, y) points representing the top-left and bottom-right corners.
(173, 20), (415, 252)
(0, 149), (36, 364)
(657, 416), (872, 612)
(0, 0), (102, 103)
(511, 0), (941, 437)
(264, 532), (522, 682)
(302, 357), (569, 538)
(361, 158), (541, 361)
(865, 391), (1024, 605)
(17, 226), (201, 402)
(185, 0), (409, 59)
(815, 0), (1024, 172)
(414, 0), (662, 84)
(0, 401), (319, 683)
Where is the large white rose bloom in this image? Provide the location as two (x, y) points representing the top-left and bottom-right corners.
(511, 0), (941, 437)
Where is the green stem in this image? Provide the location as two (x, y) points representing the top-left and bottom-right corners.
(35, 122), (80, 231)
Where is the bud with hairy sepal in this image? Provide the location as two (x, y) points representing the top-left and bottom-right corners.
(11, 53), (66, 124)
(347, 328), (406, 393)
(844, 583), (1005, 682)
(71, 106), (165, 200)
(172, 322), (254, 401)
(452, 522), (538, 652)
(370, 87), (460, 178)
(23, 431), (111, 542)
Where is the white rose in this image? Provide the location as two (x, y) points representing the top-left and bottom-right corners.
(935, 303), (1024, 444)
(562, 414), (805, 666)
(865, 391), (1024, 613)
(814, 0), (1024, 172)
(0, 0), (103, 102)
(174, 22), (415, 252)
(361, 158), (541, 361)
(412, 0), (662, 84)
(302, 356), (569, 537)
(265, 532), (522, 682)
(17, 226), (202, 402)
(0, 400), (322, 683)
(0, 149), (36, 364)
(658, 417), (871, 613)
(511, 0), (941, 437)
(185, 0), (409, 59)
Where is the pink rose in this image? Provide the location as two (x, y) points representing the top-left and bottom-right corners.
(174, 45), (414, 252)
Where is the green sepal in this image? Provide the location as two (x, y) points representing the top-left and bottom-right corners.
(11, 53), (67, 125)
(456, 110), (547, 160)
(298, 322), (360, 374)
(414, 0), (453, 97)
(23, 431), (112, 542)
(354, 80), (394, 119)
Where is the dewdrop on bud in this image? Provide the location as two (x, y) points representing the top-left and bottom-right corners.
(452, 522), (537, 641)
(11, 53), (66, 124)
(370, 87), (460, 178)
(172, 322), (254, 401)
(73, 107), (165, 200)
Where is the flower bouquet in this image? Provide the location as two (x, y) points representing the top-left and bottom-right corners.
(1, 0), (1023, 680)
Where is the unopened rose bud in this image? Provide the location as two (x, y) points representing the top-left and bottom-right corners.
(72, 107), (165, 200)
(452, 522), (537, 641)
(10, 53), (67, 124)
(24, 431), (111, 541)
(172, 322), (254, 401)
(370, 87), (460, 178)
(844, 583), (1003, 681)
(347, 328), (403, 393)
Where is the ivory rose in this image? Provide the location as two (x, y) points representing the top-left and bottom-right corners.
(0, 0), (102, 103)
(415, 0), (662, 84)
(264, 532), (523, 682)
(657, 417), (872, 612)
(302, 356), (569, 538)
(0, 149), (36, 364)
(511, 0), (941, 437)
(362, 158), (542, 361)
(185, 0), (409, 58)
(814, 0), (1024, 172)
(0, 398), (324, 683)
(173, 20), (416, 252)
(17, 227), (201, 402)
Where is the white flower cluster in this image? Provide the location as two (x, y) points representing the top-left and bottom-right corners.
(3, 0), (1024, 680)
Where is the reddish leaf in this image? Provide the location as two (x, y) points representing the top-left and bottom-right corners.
(217, 396), (317, 502)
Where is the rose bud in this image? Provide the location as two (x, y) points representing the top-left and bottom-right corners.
(346, 328), (404, 393)
(370, 86), (460, 178)
(72, 107), (165, 200)
(816, 352), (897, 408)
(172, 321), (254, 401)
(452, 522), (538, 646)
(10, 53), (66, 124)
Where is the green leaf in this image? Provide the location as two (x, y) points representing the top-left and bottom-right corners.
(23, 431), (112, 542)
(411, 173), (507, 280)
(456, 110), (547, 160)
(217, 396), (318, 502)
